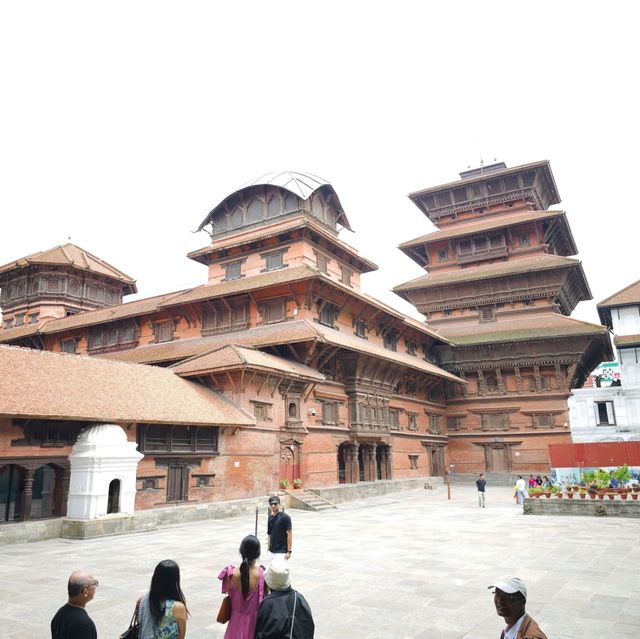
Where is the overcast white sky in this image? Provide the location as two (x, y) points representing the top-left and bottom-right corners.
(1, 2), (637, 328)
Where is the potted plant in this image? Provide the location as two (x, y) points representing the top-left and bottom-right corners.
(279, 479), (290, 489)
(578, 488), (587, 499)
(293, 478), (303, 489)
(631, 491), (639, 501)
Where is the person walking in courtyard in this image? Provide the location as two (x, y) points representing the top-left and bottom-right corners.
(476, 473), (487, 507)
(136, 559), (188, 639)
(254, 558), (314, 639)
(218, 534), (267, 639)
(51, 570), (98, 639)
(267, 496), (292, 561)
(515, 476), (527, 505)
(488, 575), (548, 639)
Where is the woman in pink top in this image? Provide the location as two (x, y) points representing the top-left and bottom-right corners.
(218, 534), (267, 639)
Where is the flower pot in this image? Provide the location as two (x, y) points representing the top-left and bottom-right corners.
(588, 492), (597, 500)
(597, 493), (605, 500)
(579, 493), (586, 499)
(544, 492), (551, 498)
(606, 493), (616, 500)
(556, 493), (563, 499)
(631, 493), (638, 501)
(566, 492), (574, 499)
(293, 484), (302, 489)
(620, 492), (628, 500)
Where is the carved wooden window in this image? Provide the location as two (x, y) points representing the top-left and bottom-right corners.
(224, 261), (243, 281)
(406, 340), (417, 356)
(153, 321), (174, 343)
(340, 266), (352, 286)
(479, 306), (495, 323)
(319, 400), (340, 425)
(60, 338), (77, 354)
(28, 313), (39, 324)
(540, 375), (552, 390)
(383, 330), (398, 352)
(203, 297), (250, 333)
(252, 401), (272, 421)
(138, 425), (219, 454)
(520, 234), (530, 247)
(446, 417), (460, 431)
(389, 409), (400, 430)
(247, 197), (263, 223)
(263, 250), (284, 272)
(87, 320), (138, 351)
(428, 414), (440, 434)
(14, 313), (25, 327)
(485, 372), (498, 392)
(230, 206), (243, 229)
(3, 319), (13, 329)
(267, 194), (281, 216)
(318, 301), (338, 328)
(481, 413), (509, 430)
(438, 249), (449, 262)
(19, 420), (82, 446)
(409, 455), (419, 469)
(262, 298), (286, 324)
(354, 319), (366, 338)
(315, 253), (328, 274)
(533, 414), (554, 428)
(406, 380), (417, 396)
(407, 413), (418, 430)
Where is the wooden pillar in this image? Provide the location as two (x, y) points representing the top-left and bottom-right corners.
(20, 468), (35, 522)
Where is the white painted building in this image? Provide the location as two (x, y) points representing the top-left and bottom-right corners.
(569, 280), (640, 442)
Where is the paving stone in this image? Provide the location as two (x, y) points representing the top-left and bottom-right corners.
(2, 485), (637, 638)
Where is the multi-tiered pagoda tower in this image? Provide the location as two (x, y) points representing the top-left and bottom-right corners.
(395, 161), (613, 474)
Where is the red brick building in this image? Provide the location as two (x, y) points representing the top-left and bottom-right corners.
(0, 166), (612, 523)
(394, 161), (613, 474)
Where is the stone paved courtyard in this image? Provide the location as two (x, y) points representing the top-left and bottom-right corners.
(3, 484), (639, 638)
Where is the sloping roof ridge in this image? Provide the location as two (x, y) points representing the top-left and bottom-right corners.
(38, 242), (136, 283)
(39, 286), (193, 333)
(394, 253), (581, 291)
(597, 279), (640, 308)
(399, 209), (565, 247)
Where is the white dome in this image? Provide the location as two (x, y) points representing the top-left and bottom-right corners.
(76, 423), (128, 445)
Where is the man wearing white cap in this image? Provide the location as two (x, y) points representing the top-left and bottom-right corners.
(254, 558), (314, 638)
(488, 576), (548, 639)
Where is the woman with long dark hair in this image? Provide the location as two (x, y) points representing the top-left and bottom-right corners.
(217, 534), (267, 638)
(137, 559), (188, 639)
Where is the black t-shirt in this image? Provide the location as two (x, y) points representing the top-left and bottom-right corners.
(51, 603), (97, 639)
(476, 479), (486, 492)
(267, 511), (292, 553)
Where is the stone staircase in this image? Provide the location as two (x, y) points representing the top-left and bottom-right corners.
(285, 488), (337, 512)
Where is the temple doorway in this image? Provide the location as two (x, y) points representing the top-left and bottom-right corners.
(107, 479), (121, 514)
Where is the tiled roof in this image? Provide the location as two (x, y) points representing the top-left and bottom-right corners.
(614, 334), (640, 346)
(0, 322), (46, 343)
(159, 265), (319, 306)
(0, 243), (137, 292)
(0, 345), (254, 426)
(99, 321), (326, 364)
(171, 344), (326, 380)
(40, 289), (189, 332)
(598, 280), (640, 308)
(103, 319), (462, 383)
(394, 254), (582, 291)
(399, 210), (568, 248)
(439, 314), (609, 346)
(408, 160), (553, 198)
(188, 215), (378, 272)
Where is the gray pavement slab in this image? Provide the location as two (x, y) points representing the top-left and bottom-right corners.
(2, 484), (639, 638)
